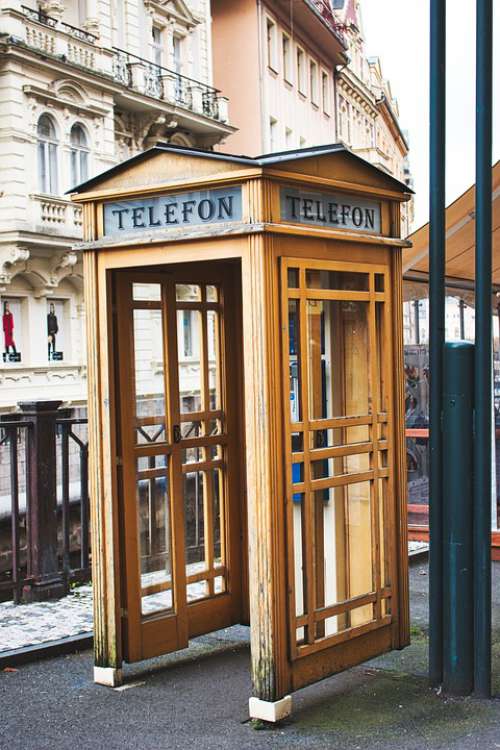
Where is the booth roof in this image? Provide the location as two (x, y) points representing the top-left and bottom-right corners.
(67, 142), (413, 196)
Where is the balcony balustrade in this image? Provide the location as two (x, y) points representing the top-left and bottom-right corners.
(11, 6), (229, 124)
(30, 194), (83, 236)
(304, 0), (347, 45)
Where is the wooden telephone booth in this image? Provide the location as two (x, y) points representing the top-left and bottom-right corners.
(71, 143), (411, 720)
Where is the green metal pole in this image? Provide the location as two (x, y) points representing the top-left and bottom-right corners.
(473, 0), (493, 699)
(429, 0), (446, 688)
(443, 342), (474, 696)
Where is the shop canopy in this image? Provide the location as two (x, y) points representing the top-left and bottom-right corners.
(403, 161), (500, 292)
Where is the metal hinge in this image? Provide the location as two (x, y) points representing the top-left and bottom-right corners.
(116, 456), (123, 467)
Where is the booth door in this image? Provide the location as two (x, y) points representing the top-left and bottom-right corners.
(115, 267), (242, 663)
(282, 257), (399, 671)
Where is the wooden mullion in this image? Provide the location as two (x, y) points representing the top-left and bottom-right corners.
(164, 277), (189, 644)
(301, 289), (371, 302)
(309, 415), (373, 430)
(204, 468), (215, 596)
(295, 590), (378, 627)
(295, 615), (392, 659)
(368, 273), (382, 622)
(310, 470), (374, 492)
(180, 435), (228, 449)
(280, 259), (301, 657)
(179, 409), (224, 422)
(181, 459), (224, 473)
(308, 442), (373, 462)
(298, 265), (315, 645)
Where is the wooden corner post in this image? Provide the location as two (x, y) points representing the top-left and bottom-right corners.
(242, 230), (291, 718)
(83, 250), (123, 687)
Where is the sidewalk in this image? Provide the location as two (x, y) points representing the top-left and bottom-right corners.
(1, 562), (499, 750)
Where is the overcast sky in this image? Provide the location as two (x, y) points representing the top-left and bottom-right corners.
(360, 0), (500, 230)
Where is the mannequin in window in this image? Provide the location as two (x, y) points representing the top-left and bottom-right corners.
(47, 302), (59, 360)
(3, 301), (17, 357)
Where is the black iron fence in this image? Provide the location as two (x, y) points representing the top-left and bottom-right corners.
(0, 402), (90, 604)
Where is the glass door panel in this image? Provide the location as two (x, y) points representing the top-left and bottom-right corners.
(116, 267), (241, 663)
(282, 259), (394, 660)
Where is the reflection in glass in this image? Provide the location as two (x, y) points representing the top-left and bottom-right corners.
(133, 282), (161, 301)
(207, 310), (220, 410)
(133, 308), (166, 437)
(137, 472), (173, 616)
(176, 284), (201, 302)
(177, 310), (202, 414)
(307, 300), (370, 420)
(305, 269), (369, 291)
(288, 299), (301, 422)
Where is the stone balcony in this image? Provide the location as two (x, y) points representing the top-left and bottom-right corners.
(0, 4), (230, 127)
(30, 193), (83, 238)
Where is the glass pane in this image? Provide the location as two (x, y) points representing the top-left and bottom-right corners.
(133, 283), (161, 302)
(136, 424), (166, 444)
(347, 481), (373, 626)
(176, 284), (201, 302)
(306, 270), (369, 291)
(288, 268), (299, 287)
(207, 310), (220, 410)
(178, 310), (202, 413)
(376, 303), (387, 412)
(314, 488), (347, 611)
(379, 478), (390, 589)
(375, 274), (385, 292)
(137, 472), (173, 616)
(137, 454), (167, 471)
(133, 308), (166, 429)
(206, 285), (218, 302)
(307, 300), (370, 419)
(213, 468), (224, 567)
(309, 425), (370, 449)
(292, 493), (306, 618)
(181, 420), (203, 438)
(289, 299), (301, 422)
(311, 451), (370, 480)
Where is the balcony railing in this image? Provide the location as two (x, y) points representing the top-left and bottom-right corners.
(111, 48), (227, 121)
(16, 6), (229, 124)
(305, 0), (347, 45)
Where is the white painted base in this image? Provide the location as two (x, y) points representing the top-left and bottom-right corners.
(249, 695), (292, 723)
(94, 666), (123, 687)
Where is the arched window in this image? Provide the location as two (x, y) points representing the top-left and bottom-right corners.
(37, 114), (58, 194)
(70, 123), (89, 186)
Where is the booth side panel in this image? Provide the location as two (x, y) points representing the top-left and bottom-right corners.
(242, 232), (291, 702)
(83, 250), (123, 674)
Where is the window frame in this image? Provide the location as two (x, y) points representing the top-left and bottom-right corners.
(37, 113), (59, 195)
(309, 59), (319, 106)
(282, 31), (292, 84)
(321, 69), (330, 115)
(296, 45), (306, 96)
(266, 16), (278, 73)
(69, 122), (90, 188)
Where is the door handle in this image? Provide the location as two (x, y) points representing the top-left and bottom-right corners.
(173, 424), (182, 443)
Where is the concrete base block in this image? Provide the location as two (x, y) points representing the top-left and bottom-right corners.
(94, 666), (123, 687)
(249, 695), (292, 723)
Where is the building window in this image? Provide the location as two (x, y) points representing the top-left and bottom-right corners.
(37, 114), (58, 194)
(296, 46), (306, 94)
(282, 33), (292, 83)
(70, 123), (89, 187)
(151, 25), (163, 67)
(266, 17), (277, 71)
(269, 117), (277, 151)
(183, 310), (192, 357)
(310, 60), (318, 105)
(322, 71), (330, 114)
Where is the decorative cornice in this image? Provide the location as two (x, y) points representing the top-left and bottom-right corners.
(23, 85), (110, 118)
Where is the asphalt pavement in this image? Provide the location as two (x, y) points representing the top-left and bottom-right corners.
(1, 561), (500, 750)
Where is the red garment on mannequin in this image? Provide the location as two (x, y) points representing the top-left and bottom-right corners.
(3, 312), (15, 347)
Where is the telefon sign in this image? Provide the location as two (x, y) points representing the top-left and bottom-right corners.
(281, 187), (381, 233)
(103, 187), (242, 236)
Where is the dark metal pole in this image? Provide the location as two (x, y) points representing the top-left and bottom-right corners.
(459, 299), (466, 340)
(443, 342), (474, 695)
(473, 0), (493, 699)
(429, 0), (446, 687)
(414, 299), (421, 344)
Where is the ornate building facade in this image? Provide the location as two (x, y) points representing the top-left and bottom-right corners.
(0, 0), (233, 408)
(0, 0), (413, 409)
